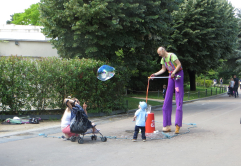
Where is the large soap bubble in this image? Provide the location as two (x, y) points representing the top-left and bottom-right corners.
(97, 65), (115, 81)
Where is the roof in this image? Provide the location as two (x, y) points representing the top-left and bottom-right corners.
(0, 24), (51, 41)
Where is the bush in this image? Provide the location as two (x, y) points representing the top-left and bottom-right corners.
(0, 56), (127, 114)
(196, 78), (212, 88)
(204, 80), (213, 88)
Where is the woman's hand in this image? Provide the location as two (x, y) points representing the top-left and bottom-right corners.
(83, 102), (88, 115)
(75, 99), (80, 105)
(83, 102), (87, 110)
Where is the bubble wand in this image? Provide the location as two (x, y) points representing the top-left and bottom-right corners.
(146, 75), (181, 103)
(148, 75), (181, 80)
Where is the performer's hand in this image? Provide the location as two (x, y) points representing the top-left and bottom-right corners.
(171, 72), (175, 78)
(150, 74), (155, 80)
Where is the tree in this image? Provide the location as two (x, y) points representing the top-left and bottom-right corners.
(171, 0), (239, 90)
(6, 15), (13, 24)
(232, 9), (241, 75)
(10, 3), (41, 25)
(39, 0), (181, 88)
(217, 8), (241, 81)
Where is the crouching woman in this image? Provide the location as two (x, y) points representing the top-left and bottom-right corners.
(61, 98), (94, 140)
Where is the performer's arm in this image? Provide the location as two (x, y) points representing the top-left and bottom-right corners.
(152, 65), (166, 76)
(171, 59), (182, 77)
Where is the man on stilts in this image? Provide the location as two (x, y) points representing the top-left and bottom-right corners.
(151, 47), (184, 134)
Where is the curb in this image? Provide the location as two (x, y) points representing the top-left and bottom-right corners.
(0, 125), (60, 138)
(0, 109), (127, 120)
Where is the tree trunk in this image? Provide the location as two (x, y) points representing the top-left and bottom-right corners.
(188, 70), (196, 91)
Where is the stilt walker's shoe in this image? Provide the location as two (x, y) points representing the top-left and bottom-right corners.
(163, 126), (171, 132)
(175, 125), (180, 134)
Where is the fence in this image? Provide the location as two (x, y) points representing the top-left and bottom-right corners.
(126, 85), (228, 100)
(184, 86), (227, 100)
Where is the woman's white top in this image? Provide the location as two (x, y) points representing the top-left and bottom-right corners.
(61, 110), (71, 128)
(230, 81), (234, 88)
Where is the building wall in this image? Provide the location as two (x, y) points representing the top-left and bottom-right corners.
(0, 40), (59, 58)
(0, 24), (59, 58)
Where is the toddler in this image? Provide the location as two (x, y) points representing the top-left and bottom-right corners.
(163, 84), (167, 99)
(132, 101), (148, 142)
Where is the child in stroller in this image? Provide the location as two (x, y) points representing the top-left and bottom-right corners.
(61, 98), (107, 144)
(227, 86), (231, 96)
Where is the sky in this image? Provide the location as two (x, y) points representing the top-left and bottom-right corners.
(0, 0), (240, 25)
(0, 0), (40, 25)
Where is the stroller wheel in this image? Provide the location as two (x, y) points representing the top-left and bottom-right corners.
(91, 135), (94, 140)
(78, 137), (84, 144)
(70, 136), (76, 142)
(101, 137), (107, 142)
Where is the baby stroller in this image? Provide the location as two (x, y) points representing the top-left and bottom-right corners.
(69, 106), (107, 144)
(227, 86), (230, 95)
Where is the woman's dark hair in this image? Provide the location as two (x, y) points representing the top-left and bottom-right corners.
(63, 97), (77, 107)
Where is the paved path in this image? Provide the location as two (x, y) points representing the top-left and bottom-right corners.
(0, 92), (241, 166)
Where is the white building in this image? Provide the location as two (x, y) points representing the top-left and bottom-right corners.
(0, 24), (59, 58)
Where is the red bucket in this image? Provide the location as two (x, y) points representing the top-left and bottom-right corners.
(145, 113), (155, 133)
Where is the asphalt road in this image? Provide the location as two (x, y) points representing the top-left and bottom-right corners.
(0, 92), (241, 166)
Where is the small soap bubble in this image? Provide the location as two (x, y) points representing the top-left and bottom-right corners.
(146, 105), (152, 113)
(97, 65), (115, 81)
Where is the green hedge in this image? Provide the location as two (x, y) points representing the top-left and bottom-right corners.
(196, 79), (213, 88)
(0, 56), (127, 114)
(197, 80), (213, 88)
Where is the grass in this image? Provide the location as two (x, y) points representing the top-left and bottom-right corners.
(125, 85), (227, 110)
(183, 85), (227, 100)
(124, 97), (162, 110)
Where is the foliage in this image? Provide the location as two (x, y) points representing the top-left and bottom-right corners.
(171, 0), (239, 90)
(0, 40), (9, 43)
(10, 3), (41, 25)
(0, 56), (126, 114)
(231, 8), (241, 75)
(217, 8), (241, 80)
(196, 78), (213, 88)
(39, 0), (182, 90)
(0, 57), (31, 112)
(6, 15), (13, 24)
